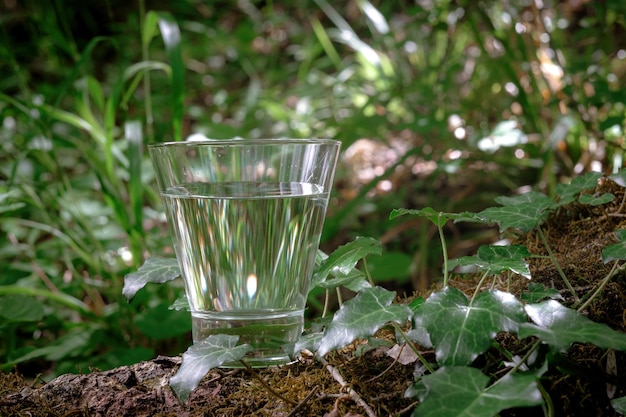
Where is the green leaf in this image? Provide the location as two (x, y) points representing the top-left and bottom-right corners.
(316, 269), (372, 292)
(390, 207), (477, 227)
(578, 192), (614, 206)
(521, 283), (564, 303)
(3, 346), (54, 370)
(406, 297), (433, 348)
(411, 366), (543, 417)
(143, 11), (184, 141)
(169, 295), (190, 311)
(416, 287), (526, 366)
(478, 191), (556, 232)
(367, 251), (412, 282)
(123, 256), (181, 301)
(602, 229), (626, 264)
(0, 294), (45, 322)
(134, 302), (191, 339)
(316, 286), (411, 357)
(609, 171), (626, 187)
(169, 335), (252, 403)
(408, 296), (425, 313)
(519, 300), (626, 351)
(494, 191), (555, 207)
(449, 244), (530, 279)
(293, 332), (324, 356)
(44, 327), (100, 361)
(95, 347), (155, 369)
(611, 396), (626, 414)
(555, 172), (603, 204)
(310, 237), (381, 291)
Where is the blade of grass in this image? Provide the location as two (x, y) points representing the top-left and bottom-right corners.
(11, 218), (101, 272)
(0, 283), (95, 318)
(143, 11), (185, 142)
(126, 120), (145, 266)
(310, 16), (342, 71)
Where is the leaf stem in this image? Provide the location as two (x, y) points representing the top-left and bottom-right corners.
(470, 270), (491, 304)
(538, 381), (555, 417)
(392, 322), (436, 374)
(335, 287), (343, 307)
(537, 226), (580, 304)
(362, 257), (376, 287)
(322, 289), (330, 318)
(438, 215), (450, 287)
(507, 339), (541, 376)
(577, 260), (623, 313)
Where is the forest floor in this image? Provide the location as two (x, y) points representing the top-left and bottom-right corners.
(1, 177), (626, 417)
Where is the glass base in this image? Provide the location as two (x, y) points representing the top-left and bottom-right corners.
(191, 309), (303, 368)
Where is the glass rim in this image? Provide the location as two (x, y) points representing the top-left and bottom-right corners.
(148, 138), (340, 149)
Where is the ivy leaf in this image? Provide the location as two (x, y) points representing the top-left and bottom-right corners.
(316, 286), (411, 358)
(601, 229), (626, 264)
(519, 300), (626, 351)
(316, 269), (372, 292)
(169, 335), (252, 403)
(390, 207), (478, 226)
(310, 237), (381, 291)
(611, 396), (626, 414)
(578, 192), (614, 206)
(410, 366), (543, 417)
(293, 332), (324, 356)
(494, 191), (555, 208)
(449, 244), (530, 279)
(555, 172), (603, 204)
(123, 256), (181, 301)
(609, 171), (626, 187)
(521, 283), (564, 303)
(478, 192), (556, 232)
(416, 287), (526, 366)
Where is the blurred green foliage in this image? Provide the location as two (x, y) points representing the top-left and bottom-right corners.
(1, 0), (625, 377)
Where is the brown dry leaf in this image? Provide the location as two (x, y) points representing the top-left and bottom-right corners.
(386, 343), (419, 365)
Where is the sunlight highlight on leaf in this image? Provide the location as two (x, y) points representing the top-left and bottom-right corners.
(169, 335), (252, 404)
(416, 287), (526, 366)
(520, 300), (626, 351)
(316, 286), (411, 357)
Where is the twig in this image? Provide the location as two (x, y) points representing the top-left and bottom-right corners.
(286, 385), (319, 417)
(364, 345), (400, 384)
(240, 360), (297, 406)
(397, 400), (419, 416)
(319, 356), (377, 417)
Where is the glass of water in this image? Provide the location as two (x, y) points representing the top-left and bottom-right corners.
(148, 139), (341, 367)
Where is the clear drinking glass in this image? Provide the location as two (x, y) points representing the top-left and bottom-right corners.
(148, 139), (341, 366)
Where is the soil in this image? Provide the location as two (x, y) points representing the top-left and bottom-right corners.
(2, 177), (626, 417)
